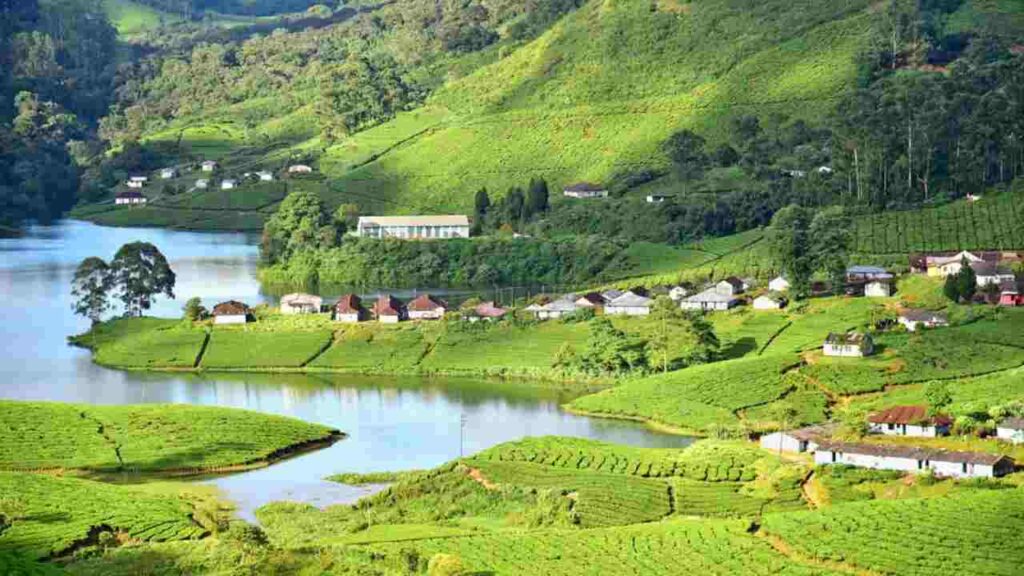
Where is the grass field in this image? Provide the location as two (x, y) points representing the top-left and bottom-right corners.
(102, 0), (178, 36)
(762, 489), (1024, 576)
(202, 330), (333, 369)
(70, 318), (206, 369)
(0, 401), (339, 473)
(0, 472), (207, 560)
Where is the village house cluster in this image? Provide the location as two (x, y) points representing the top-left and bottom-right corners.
(114, 161), (317, 206)
(210, 293), (509, 325)
(761, 404), (1019, 479)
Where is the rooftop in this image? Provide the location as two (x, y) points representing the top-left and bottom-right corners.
(686, 287), (740, 303)
(824, 332), (871, 346)
(334, 294), (363, 313)
(407, 294), (447, 312)
(1000, 417), (1024, 430)
(899, 309), (948, 323)
(608, 291), (653, 307)
(281, 293), (322, 306)
(563, 182), (606, 192)
(816, 441), (1011, 466)
(868, 405), (952, 426)
(213, 300), (249, 315)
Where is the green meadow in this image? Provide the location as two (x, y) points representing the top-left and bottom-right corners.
(0, 400), (340, 473)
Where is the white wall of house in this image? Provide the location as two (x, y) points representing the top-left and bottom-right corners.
(564, 190), (608, 199)
(768, 278), (790, 292)
(814, 450), (920, 473)
(214, 314), (247, 325)
(605, 306), (650, 316)
(865, 282), (892, 297)
(378, 314), (402, 324)
(335, 312), (361, 323)
(680, 299), (736, 312)
(930, 460), (996, 479)
(977, 273), (1015, 287)
(408, 309), (445, 320)
(282, 303), (320, 315)
(823, 344), (866, 357)
(760, 433), (815, 453)
(753, 297), (782, 310)
(868, 423), (940, 438)
(996, 427), (1024, 443)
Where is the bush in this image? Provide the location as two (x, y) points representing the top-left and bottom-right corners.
(427, 553), (467, 575)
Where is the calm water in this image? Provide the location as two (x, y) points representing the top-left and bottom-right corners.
(0, 221), (691, 520)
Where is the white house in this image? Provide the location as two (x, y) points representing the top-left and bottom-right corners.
(716, 277), (745, 296)
(823, 332), (873, 357)
(865, 279), (893, 298)
(160, 168), (178, 179)
(867, 405), (952, 438)
(563, 182), (608, 199)
(195, 179), (210, 189)
(221, 179), (238, 190)
(753, 294), (787, 310)
(971, 262), (1016, 287)
(680, 288), (740, 312)
(927, 251), (984, 277)
(115, 191), (146, 205)
(768, 276), (790, 292)
(212, 301), (250, 325)
(646, 194), (670, 204)
(966, 193), (982, 203)
(201, 160), (218, 172)
(333, 294), (365, 323)
(813, 442), (1014, 479)
(898, 309), (949, 332)
(996, 418), (1024, 444)
(605, 291), (653, 316)
(407, 294), (447, 320)
(288, 164), (314, 174)
(127, 177), (146, 189)
(280, 293), (323, 315)
(356, 215), (471, 240)
(536, 298), (579, 320)
(668, 285), (691, 302)
(759, 425), (833, 454)
(256, 170), (274, 182)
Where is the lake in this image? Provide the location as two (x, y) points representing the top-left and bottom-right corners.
(0, 221), (692, 520)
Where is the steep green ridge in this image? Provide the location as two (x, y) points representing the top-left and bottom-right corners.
(320, 0), (873, 212)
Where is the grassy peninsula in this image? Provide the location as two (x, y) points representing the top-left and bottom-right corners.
(0, 400), (342, 475)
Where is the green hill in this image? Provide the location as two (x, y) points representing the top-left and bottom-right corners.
(321, 0), (874, 212)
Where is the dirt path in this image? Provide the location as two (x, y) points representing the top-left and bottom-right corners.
(465, 467), (496, 490)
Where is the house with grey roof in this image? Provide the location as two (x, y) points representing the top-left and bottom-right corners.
(356, 215), (471, 239)
(814, 441), (1014, 478)
(563, 182), (608, 199)
(535, 298), (579, 320)
(680, 287), (740, 312)
(898, 309), (949, 332)
(823, 332), (874, 357)
(605, 291), (653, 316)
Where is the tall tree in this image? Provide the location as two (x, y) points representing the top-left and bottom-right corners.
(662, 129), (708, 189)
(809, 206), (853, 294)
(260, 190), (332, 264)
(109, 242), (176, 317)
(768, 205), (815, 298)
(526, 177), (549, 216)
(71, 256), (112, 324)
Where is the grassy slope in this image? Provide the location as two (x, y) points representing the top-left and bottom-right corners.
(102, 0), (179, 36)
(0, 400), (339, 473)
(79, 0), (875, 228)
(320, 0), (874, 213)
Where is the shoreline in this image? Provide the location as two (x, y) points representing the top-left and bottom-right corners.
(560, 405), (704, 437)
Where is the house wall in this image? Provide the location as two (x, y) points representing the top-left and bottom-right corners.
(996, 428), (1024, 443)
(823, 344), (865, 357)
(760, 433), (806, 453)
(816, 450), (920, 472)
(335, 312), (361, 323)
(865, 283), (892, 297)
(282, 303), (320, 315)
(378, 314), (402, 324)
(214, 314), (247, 325)
(357, 224), (470, 239)
(409, 309), (445, 320)
(605, 306), (649, 316)
(930, 460), (997, 478)
(753, 298), (781, 310)
(768, 279), (789, 292)
(868, 423), (939, 437)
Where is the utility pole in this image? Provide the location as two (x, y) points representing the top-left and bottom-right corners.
(459, 412), (468, 458)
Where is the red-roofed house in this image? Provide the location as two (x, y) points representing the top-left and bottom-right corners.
(407, 294), (447, 320)
(373, 295), (406, 323)
(334, 294), (366, 323)
(868, 405), (952, 437)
